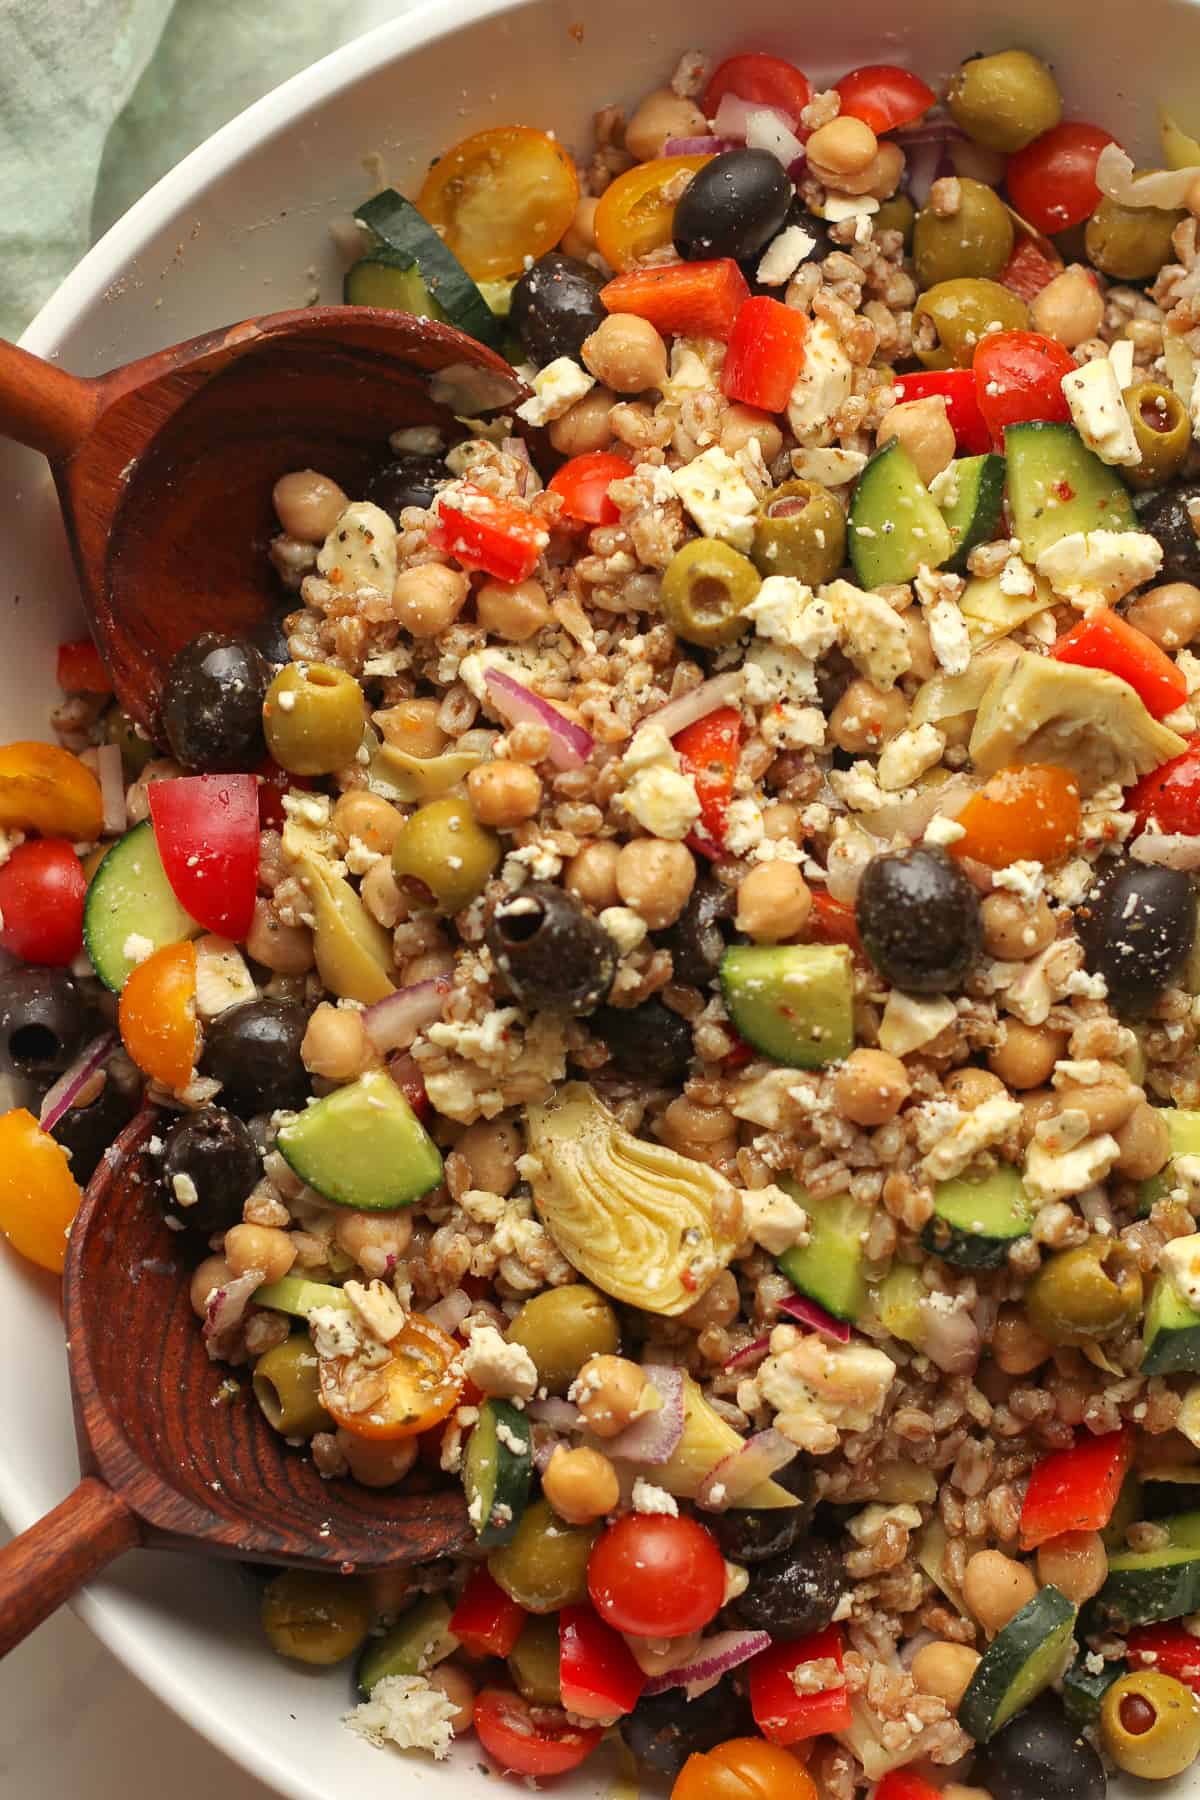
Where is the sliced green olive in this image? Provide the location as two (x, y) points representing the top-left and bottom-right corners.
(751, 479), (846, 584)
(945, 49), (1062, 153)
(508, 1614), (563, 1704)
(260, 1569), (372, 1665)
(391, 795), (501, 915)
(1100, 1669), (1200, 1780)
(1026, 1236), (1143, 1347)
(488, 1498), (599, 1613)
(913, 279), (1030, 371)
(299, 852), (396, 1003)
(913, 178), (1015, 288)
(507, 1285), (620, 1395)
(875, 193), (915, 249)
(660, 538), (761, 648)
(104, 706), (153, 778)
(264, 661), (368, 776)
(1086, 195), (1184, 282)
(253, 1335), (331, 1438)
(1124, 381), (1192, 488)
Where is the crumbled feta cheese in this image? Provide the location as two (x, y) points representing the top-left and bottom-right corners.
(846, 1503), (922, 1543)
(345, 1278), (407, 1344)
(925, 597), (971, 675)
(1035, 530), (1163, 609)
(460, 1324), (538, 1399)
(194, 935), (257, 1018)
(515, 356), (595, 426)
(308, 1305), (361, 1361)
(427, 1007), (523, 1072)
(1162, 1233), (1200, 1311)
(743, 640), (821, 706)
(741, 1183), (810, 1255)
(761, 702), (826, 751)
(1062, 357), (1142, 467)
(743, 578), (838, 657)
(924, 814), (967, 848)
(670, 447), (759, 551)
(758, 1337), (896, 1454)
(876, 723), (945, 792)
(790, 446), (868, 488)
(317, 501), (397, 596)
(1024, 1128), (1121, 1202)
(828, 761), (887, 812)
(660, 338), (721, 406)
(991, 860), (1046, 905)
(787, 320), (853, 447)
(823, 579), (912, 686)
(878, 991), (957, 1056)
(171, 1172), (199, 1208)
(998, 555), (1036, 597)
(618, 748), (702, 840)
(632, 1479), (679, 1516)
(921, 1093), (1022, 1183)
(599, 906), (649, 954)
(928, 463), (959, 510)
(822, 195), (880, 225)
(122, 932), (155, 966)
(344, 1674), (457, 1760)
(456, 644), (538, 702)
(723, 797), (766, 855)
(757, 224), (816, 285)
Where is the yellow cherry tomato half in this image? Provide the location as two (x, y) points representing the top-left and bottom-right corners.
(0, 741), (104, 841)
(0, 1107), (83, 1274)
(418, 125), (580, 281)
(119, 940), (198, 1090)
(594, 155), (713, 272)
(319, 1314), (464, 1441)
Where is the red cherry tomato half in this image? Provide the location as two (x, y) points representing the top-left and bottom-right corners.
(588, 1514), (726, 1638)
(1006, 121), (1116, 235)
(973, 329), (1075, 446)
(473, 1688), (602, 1777)
(549, 452), (632, 526)
(704, 53), (812, 126)
(1129, 737), (1200, 835)
(148, 773), (260, 941)
(835, 64), (936, 135)
(0, 839), (86, 966)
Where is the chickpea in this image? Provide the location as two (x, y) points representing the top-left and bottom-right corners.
(962, 1550), (1038, 1636)
(582, 315), (669, 394)
(456, 1117), (521, 1196)
(1019, 1086), (1059, 1146)
(877, 395), (955, 487)
(1114, 1101), (1170, 1179)
(426, 1662), (476, 1735)
(332, 790), (405, 855)
(560, 195), (600, 261)
(615, 838), (696, 929)
(542, 1444), (620, 1525)
(861, 141), (906, 200)
(190, 1254), (232, 1318)
(225, 1223), (295, 1284)
(979, 891), (1057, 961)
(944, 1066), (1009, 1110)
(301, 1002), (375, 1082)
(834, 1048), (911, 1126)
(402, 949), (455, 985)
(763, 801), (802, 842)
(1036, 1529), (1108, 1605)
(1055, 1080), (1139, 1135)
(911, 1641), (981, 1709)
(466, 760), (543, 829)
(992, 1303), (1051, 1374)
(988, 1021), (1067, 1090)
(361, 860), (404, 928)
(735, 863), (812, 942)
(391, 562), (470, 637)
(662, 1095), (736, 1148)
(1029, 265), (1105, 349)
(624, 87), (709, 162)
(565, 840), (621, 910)
(720, 404), (784, 462)
(335, 1428), (418, 1489)
(548, 387), (616, 456)
(574, 1353), (652, 1437)
(828, 677), (909, 753)
(807, 116), (879, 178)
(272, 469), (348, 542)
(476, 577), (553, 642)
(333, 1208), (413, 1276)
(375, 697), (447, 757)
(1124, 581), (1200, 651)
(245, 896), (315, 975)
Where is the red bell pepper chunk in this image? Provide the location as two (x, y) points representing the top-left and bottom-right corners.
(874, 1772), (944, 1800)
(147, 773), (260, 941)
(1052, 609), (1188, 721)
(548, 452), (631, 526)
(1000, 237), (1062, 303)
(1127, 1624), (1200, 1694)
(892, 370), (991, 456)
(56, 637), (113, 695)
(721, 297), (808, 414)
(1018, 1426), (1134, 1550)
(600, 260), (750, 342)
(1128, 736), (1200, 834)
(808, 889), (862, 954)
(559, 1606), (647, 1719)
(673, 707), (742, 858)
(749, 1623), (851, 1744)
(428, 483), (549, 584)
(974, 330), (1076, 446)
(449, 1567), (527, 1658)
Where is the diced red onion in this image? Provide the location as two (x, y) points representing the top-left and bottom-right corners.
(38, 1031), (117, 1134)
(745, 108), (805, 170)
(905, 138), (945, 208)
(648, 670), (745, 742)
(723, 1333), (772, 1372)
(644, 1630), (771, 1696)
(696, 1426), (798, 1512)
(96, 742), (127, 837)
(484, 668), (594, 770)
(892, 116), (965, 147)
(779, 1293), (852, 1343)
(787, 153), (808, 183)
(423, 1288), (472, 1334)
(202, 1269), (262, 1358)
(606, 1365), (685, 1465)
(527, 1396), (582, 1429)
(664, 135), (734, 157)
(501, 437), (532, 497)
(713, 92), (799, 137)
(1131, 832), (1200, 871)
(363, 977), (451, 1053)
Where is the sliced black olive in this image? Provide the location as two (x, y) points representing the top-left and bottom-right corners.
(713, 1462), (815, 1564)
(620, 1675), (753, 1780)
(0, 967), (88, 1080)
(363, 453), (449, 523)
(49, 1055), (141, 1185)
(510, 252), (607, 368)
(857, 846), (983, 994)
(1135, 482), (1200, 584)
(674, 150), (793, 263)
(1077, 859), (1196, 1014)
(659, 875), (741, 988)
(201, 1000), (310, 1117)
(730, 1538), (847, 1639)
(486, 883), (617, 1015)
(589, 1000), (694, 1083)
(971, 1695), (1106, 1800)
(160, 1107), (261, 1232)
(161, 633), (268, 772)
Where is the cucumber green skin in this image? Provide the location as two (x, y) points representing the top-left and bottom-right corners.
(355, 189), (503, 350)
(920, 1167), (1032, 1270)
(848, 439), (954, 586)
(82, 818), (201, 992)
(1062, 1654), (1124, 1727)
(1096, 1511), (1200, 1626)
(463, 1399), (533, 1549)
(276, 1070), (443, 1212)
(777, 1180), (871, 1322)
(1005, 421), (1135, 560)
(253, 1275), (349, 1318)
(941, 453), (1006, 573)
(958, 1584), (1077, 1742)
(1140, 1108), (1200, 1214)
(1143, 1276), (1200, 1375)
(355, 1595), (459, 1699)
(344, 252), (447, 321)
(720, 943), (854, 1071)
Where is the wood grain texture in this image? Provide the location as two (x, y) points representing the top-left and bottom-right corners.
(0, 1477), (140, 1657)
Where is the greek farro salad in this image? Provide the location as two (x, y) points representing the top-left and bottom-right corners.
(17, 36), (1200, 1800)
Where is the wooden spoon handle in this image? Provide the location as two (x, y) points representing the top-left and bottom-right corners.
(0, 1476), (141, 1657)
(0, 340), (98, 460)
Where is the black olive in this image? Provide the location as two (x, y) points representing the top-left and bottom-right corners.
(713, 1462), (815, 1564)
(249, 608), (292, 669)
(620, 1675), (753, 1780)
(49, 1056), (141, 1185)
(486, 883), (617, 1015)
(1077, 859), (1196, 1014)
(0, 967), (88, 1080)
(1135, 482), (1200, 584)
(160, 1107), (261, 1232)
(510, 252), (607, 368)
(971, 1696), (1106, 1800)
(674, 150), (793, 263)
(589, 999), (694, 1083)
(730, 1538), (847, 1639)
(659, 875), (741, 988)
(363, 453), (449, 523)
(201, 1000), (310, 1117)
(857, 847), (983, 994)
(161, 633), (268, 772)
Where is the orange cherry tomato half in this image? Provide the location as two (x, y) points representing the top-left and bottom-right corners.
(672, 1738), (818, 1800)
(418, 125), (580, 280)
(548, 452), (631, 525)
(118, 940), (198, 1090)
(0, 1107), (84, 1275)
(320, 1314), (464, 1441)
(474, 1689), (601, 1778)
(953, 763), (1082, 871)
(594, 155), (713, 272)
(0, 741), (104, 841)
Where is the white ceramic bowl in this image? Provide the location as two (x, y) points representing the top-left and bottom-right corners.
(2, 2), (1196, 1794)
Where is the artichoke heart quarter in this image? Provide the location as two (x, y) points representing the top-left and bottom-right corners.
(524, 1082), (741, 1316)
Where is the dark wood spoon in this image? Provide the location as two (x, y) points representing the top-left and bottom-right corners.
(0, 1109), (471, 1657)
(0, 308), (528, 733)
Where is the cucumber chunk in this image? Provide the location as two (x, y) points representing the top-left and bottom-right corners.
(777, 1180), (872, 1322)
(1005, 420), (1136, 560)
(848, 440), (954, 585)
(920, 1165), (1032, 1269)
(940, 453), (1006, 572)
(720, 943), (854, 1070)
(1143, 1275), (1200, 1376)
(463, 1399), (534, 1548)
(344, 251), (446, 321)
(254, 1275), (351, 1318)
(1062, 1651), (1124, 1727)
(83, 817), (203, 992)
(1097, 1510), (1200, 1627)
(354, 188), (503, 350)
(958, 1584), (1077, 1741)
(355, 1595), (459, 1699)
(276, 1069), (442, 1211)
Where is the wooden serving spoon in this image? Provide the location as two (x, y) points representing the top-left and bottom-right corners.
(0, 307), (528, 733)
(0, 1109), (472, 1657)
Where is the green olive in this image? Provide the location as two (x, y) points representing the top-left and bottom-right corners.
(946, 49), (1062, 153)
(263, 661), (368, 776)
(260, 1569), (372, 1665)
(913, 178), (1015, 289)
(488, 1497), (599, 1613)
(507, 1285), (620, 1396)
(391, 795), (501, 915)
(1086, 195), (1184, 282)
(875, 193), (915, 249)
(660, 538), (761, 648)
(1026, 1237), (1143, 1347)
(913, 278), (1030, 371)
(507, 1614), (563, 1704)
(104, 706), (153, 778)
(253, 1335), (331, 1438)
(750, 479), (847, 584)
(1124, 381), (1192, 489)
(1100, 1669), (1200, 1779)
